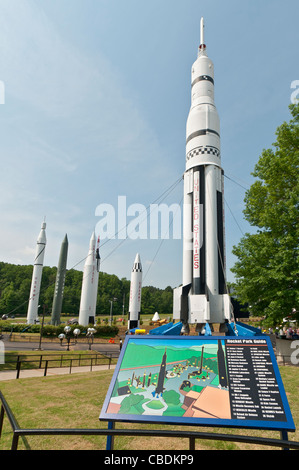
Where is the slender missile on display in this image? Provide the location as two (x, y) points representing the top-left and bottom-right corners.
(26, 221), (47, 324)
(128, 253), (142, 330)
(51, 234), (68, 326)
(78, 232), (100, 326)
(153, 348), (167, 397)
(173, 18), (232, 333)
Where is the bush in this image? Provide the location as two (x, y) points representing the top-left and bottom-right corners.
(0, 321), (119, 338)
(0, 320), (11, 332)
(96, 325), (119, 337)
(0, 321), (34, 333)
(41, 324), (119, 338)
(42, 325), (62, 337)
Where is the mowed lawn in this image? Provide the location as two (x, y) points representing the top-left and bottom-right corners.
(0, 366), (298, 451)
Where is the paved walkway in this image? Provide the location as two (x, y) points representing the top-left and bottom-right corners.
(0, 363), (116, 381)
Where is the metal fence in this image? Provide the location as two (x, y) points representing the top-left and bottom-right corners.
(2, 352), (118, 379)
(0, 391), (298, 451)
(2, 350), (296, 382)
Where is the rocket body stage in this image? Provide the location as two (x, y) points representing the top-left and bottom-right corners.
(27, 222), (47, 324)
(173, 19), (232, 331)
(128, 253), (142, 330)
(78, 232), (100, 326)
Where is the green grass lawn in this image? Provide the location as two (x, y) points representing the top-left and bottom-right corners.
(0, 365), (298, 451)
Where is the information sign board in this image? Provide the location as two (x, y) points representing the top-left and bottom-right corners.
(99, 335), (295, 431)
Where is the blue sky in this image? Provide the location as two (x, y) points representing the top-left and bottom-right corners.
(0, 0), (297, 289)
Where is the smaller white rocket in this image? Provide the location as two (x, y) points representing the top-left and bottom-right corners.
(128, 253), (142, 330)
(27, 221), (47, 324)
(78, 232), (100, 326)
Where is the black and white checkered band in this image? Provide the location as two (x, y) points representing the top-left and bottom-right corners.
(186, 146), (220, 161)
(132, 264), (142, 273)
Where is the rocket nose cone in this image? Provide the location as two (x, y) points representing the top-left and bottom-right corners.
(37, 222), (47, 243)
(89, 231), (96, 243)
(88, 231), (96, 250)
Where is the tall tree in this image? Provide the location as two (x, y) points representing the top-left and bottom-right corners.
(231, 104), (299, 325)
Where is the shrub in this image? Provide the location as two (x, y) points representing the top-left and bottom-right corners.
(0, 321), (119, 338)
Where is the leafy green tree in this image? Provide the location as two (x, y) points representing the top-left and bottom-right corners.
(0, 282), (19, 314)
(0, 261), (174, 319)
(231, 104), (299, 325)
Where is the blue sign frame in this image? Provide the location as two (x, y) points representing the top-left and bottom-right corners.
(99, 335), (295, 432)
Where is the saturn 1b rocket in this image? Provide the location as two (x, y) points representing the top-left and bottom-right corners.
(128, 253), (142, 329)
(78, 232), (100, 326)
(27, 221), (47, 324)
(173, 18), (232, 333)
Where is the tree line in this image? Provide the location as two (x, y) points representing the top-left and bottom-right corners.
(0, 261), (173, 318)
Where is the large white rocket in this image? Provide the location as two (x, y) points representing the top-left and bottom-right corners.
(128, 253), (142, 329)
(173, 18), (232, 333)
(78, 232), (100, 326)
(27, 221), (47, 324)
